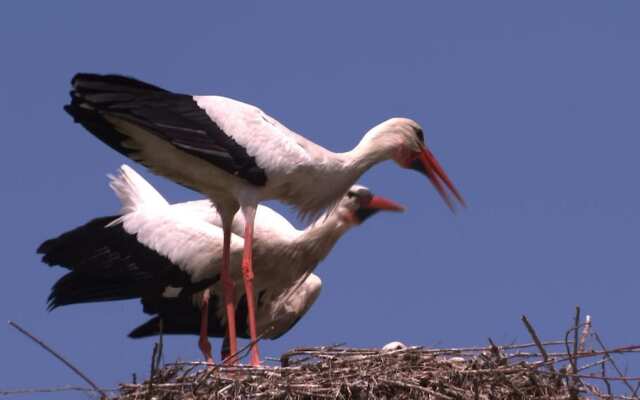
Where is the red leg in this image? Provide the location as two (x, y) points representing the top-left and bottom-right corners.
(198, 288), (214, 365)
(241, 205), (261, 366)
(220, 222), (238, 364)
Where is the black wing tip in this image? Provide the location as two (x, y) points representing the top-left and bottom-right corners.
(46, 299), (60, 312)
(64, 101), (139, 159)
(38, 238), (67, 267)
(70, 72), (99, 84)
(128, 315), (233, 339)
(63, 101), (93, 122)
(70, 72), (168, 93)
(63, 103), (84, 124)
(46, 284), (73, 311)
(36, 216), (119, 267)
(36, 238), (52, 256)
(128, 317), (161, 338)
(46, 272), (144, 310)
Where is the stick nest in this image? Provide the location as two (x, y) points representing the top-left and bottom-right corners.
(10, 311), (637, 399)
(116, 318), (640, 400)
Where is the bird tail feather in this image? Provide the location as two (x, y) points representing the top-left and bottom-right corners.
(108, 164), (169, 223)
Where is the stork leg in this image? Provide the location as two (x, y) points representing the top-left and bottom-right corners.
(240, 204), (261, 366)
(198, 288), (214, 365)
(220, 219), (238, 364)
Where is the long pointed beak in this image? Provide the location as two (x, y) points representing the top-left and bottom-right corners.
(367, 195), (406, 212)
(410, 146), (466, 212)
(354, 195), (405, 223)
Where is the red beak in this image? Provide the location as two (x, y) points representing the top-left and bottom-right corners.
(411, 146), (466, 212)
(367, 195), (406, 212)
(354, 194), (405, 223)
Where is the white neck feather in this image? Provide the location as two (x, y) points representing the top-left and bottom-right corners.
(290, 210), (352, 268)
(340, 122), (406, 174)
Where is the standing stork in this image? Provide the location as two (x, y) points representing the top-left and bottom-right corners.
(64, 74), (464, 365)
(39, 165), (404, 362)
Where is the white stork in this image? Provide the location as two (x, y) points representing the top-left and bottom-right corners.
(64, 74), (464, 365)
(39, 165), (404, 362)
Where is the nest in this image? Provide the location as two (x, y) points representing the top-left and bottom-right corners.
(114, 314), (640, 400)
(5, 311), (639, 399)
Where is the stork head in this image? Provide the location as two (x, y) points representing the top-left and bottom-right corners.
(366, 117), (466, 213)
(337, 185), (405, 225)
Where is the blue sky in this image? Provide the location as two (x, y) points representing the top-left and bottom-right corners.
(1, 1), (639, 397)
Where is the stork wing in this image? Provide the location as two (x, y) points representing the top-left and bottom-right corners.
(267, 273), (322, 339)
(171, 198), (298, 239)
(129, 274), (321, 341)
(38, 201), (244, 309)
(37, 215), (216, 309)
(129, 297), (228, 338)
(65, 73), (267, 187)
(129, 290), (266, 340)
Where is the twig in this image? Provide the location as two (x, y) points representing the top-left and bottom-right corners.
(0, 386), (115, 396)
(562, 306), (582, 398)
(157, 317), (164, 370)
(594, 333), (639, 398)
(577, 358), (606, 373)
(539, 371), (640, 382)
(147, 342), (159, 400)
(7, 321), (107, 399)
(378, 378), (454, 399)
(521, 315), (556, 373)
(602, 360), (613, 398)
(579, 315), (592, 353)
(224, 327), (272, 365)
(572, 306), (580, 373)
(284, 341), (571, 355)
(151, 343), (159, 377)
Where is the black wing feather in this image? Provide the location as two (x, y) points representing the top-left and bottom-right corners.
(38, 216), (215, 310)
(130, 296), (229, 338)
(131, 293), (246, 339)
(65, 73), (267, 186)
(131, 291), (273, 339)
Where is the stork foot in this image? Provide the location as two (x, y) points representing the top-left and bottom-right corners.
(249, 350), (260, 367)
(199, 337), (214, 366)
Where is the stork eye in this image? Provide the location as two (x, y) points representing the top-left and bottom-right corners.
(414, 127), (424, 142)
(347, 191), (355, 198)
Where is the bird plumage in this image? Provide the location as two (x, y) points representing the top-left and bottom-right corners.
(65, 74), (462, 219)
(65, 73), (267, 187)
(129, 273), (322, 341)
(39, 165), (403, 346)
(64, 73), (463, 364)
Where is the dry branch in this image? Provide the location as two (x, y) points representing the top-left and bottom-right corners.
(7, 320), (108, 399)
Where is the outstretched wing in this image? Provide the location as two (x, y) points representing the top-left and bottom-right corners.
(38, 216), (216, 309)
(65, 73), (268, 187)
